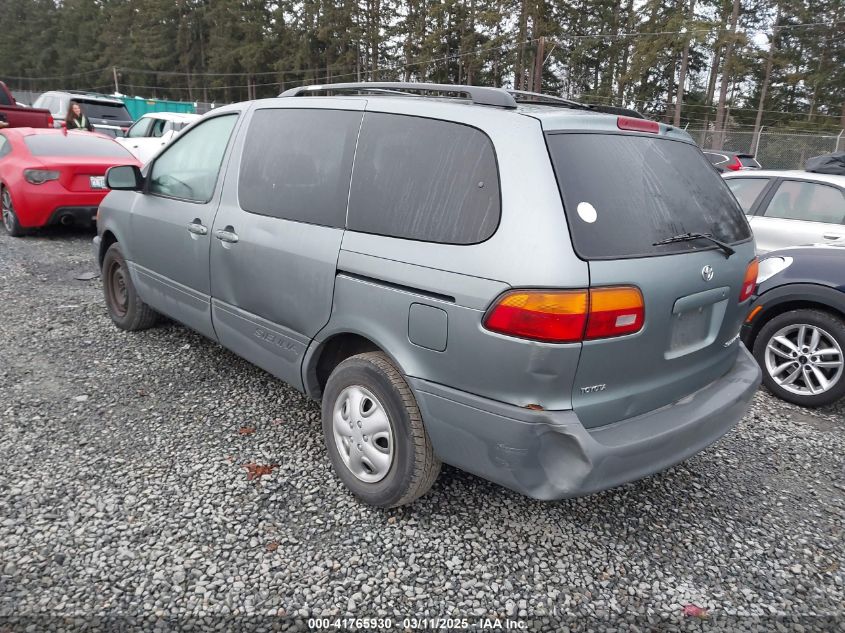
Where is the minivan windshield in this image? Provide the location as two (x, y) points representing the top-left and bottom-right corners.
(547, 133), (751, 259)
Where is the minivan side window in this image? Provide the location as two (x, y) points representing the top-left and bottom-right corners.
(763, 180), (845, 224)
(347, 113), (500, 244)
(238, 108), (362, 228)
(149, 114), (237, 203)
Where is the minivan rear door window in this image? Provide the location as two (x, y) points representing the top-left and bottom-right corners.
(347, 112), (500, 244)
(547, 133), (751, 260)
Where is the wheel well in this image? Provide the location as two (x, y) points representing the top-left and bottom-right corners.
(749, 300), (845, 347)
(312, 333), (381, 398)
(99, 230), (118, 267)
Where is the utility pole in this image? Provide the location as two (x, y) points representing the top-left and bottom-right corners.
(532, 36), (545, 93)
(112, 67), (119, 95)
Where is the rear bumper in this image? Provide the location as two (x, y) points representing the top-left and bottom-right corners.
(409, 345), (761, 500)
(46, 205), (98, 226)
(13, 184), (107, 228)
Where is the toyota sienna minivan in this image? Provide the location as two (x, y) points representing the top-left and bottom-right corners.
(94, 82), (762, 507)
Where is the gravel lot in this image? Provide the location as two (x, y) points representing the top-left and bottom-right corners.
(0, 229), (843, 632)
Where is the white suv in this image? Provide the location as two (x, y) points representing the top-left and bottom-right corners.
(116, 112), (200, 163)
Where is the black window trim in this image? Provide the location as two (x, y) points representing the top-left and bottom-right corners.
(757, 177), (845, 225)
(236, 106), (364, 230)
(544, 129), (754, 262)
(345, 109), (503, 245)
(146, 112), (240, 205)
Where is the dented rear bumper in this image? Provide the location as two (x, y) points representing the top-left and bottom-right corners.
(409, 345), (761, 500)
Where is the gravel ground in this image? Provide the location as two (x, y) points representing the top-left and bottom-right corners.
(0, 228), (843, 632)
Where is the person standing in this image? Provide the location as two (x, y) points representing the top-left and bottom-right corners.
(65, 101), (93, 131)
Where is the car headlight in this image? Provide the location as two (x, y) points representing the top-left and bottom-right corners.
(757, 256), (792, 284)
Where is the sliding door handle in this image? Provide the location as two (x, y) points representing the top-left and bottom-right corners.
(214, 227), (239, 244)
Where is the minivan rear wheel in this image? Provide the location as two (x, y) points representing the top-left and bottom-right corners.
(102, 242), (158, 331)
(753, 309), (845, 408)
(321, 352), (441, 507)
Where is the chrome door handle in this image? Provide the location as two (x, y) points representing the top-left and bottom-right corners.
(822, 233), (842, 240)
(186, 221), (208, 236)
(214, 227), (239, 243)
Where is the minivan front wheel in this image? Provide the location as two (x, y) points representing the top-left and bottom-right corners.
(102, 243), (158, 331)
(753, 309), (845, 408)
(322, 352), (441, 507)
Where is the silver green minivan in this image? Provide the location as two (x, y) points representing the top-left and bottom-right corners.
(95, 83), (762, 507)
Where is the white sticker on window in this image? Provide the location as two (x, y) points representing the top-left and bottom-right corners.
(577, 201), (598, 223)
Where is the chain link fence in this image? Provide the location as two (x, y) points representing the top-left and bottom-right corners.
(689, 128), (845, 170)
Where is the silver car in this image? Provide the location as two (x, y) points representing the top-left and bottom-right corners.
(94, 83), (761, 507)
(724, 170), (845, 253)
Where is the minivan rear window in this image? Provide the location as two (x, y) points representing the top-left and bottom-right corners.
(24, 133), (134, 158)
(78, 100), (132, 122)
(547, 133), (751, 259)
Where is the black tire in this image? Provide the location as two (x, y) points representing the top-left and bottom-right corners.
(101, 242), (158, 331)
(753, 308), (845, 408)
(322, 352), (441, 507)
(1, 187), (25, 237)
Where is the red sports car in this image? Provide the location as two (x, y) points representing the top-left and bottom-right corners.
(0, 127), (140, 237)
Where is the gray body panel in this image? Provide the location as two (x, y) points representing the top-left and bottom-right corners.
(95, 92), (760, 500)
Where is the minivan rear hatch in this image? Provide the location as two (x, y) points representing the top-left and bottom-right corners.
(546, 129), (755, 429)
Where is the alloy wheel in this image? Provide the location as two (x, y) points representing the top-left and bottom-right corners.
(764, 323), (844, 396)
(1, 190), (13, 232)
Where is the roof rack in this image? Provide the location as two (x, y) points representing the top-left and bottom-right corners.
(507, 90), (591, 111)
(279, 82), (518, 109)
(508, 89), (646, 119)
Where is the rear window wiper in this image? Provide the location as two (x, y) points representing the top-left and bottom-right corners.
(652, 232), (736, 258)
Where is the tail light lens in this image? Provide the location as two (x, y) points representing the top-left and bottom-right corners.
(585, 287), (645, 339)
(23, 169), (60, 184)
(47, 114), (54, 127)
(617, 116), (659, 134)
(727, 156), (743, 171)
(484, 290), (588, 343)
(739, 259), (759, 302)
(484, 286), (644, 343)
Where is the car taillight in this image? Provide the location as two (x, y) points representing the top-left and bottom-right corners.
(484, 290), (588, 343)
(617, 116), (659, 134)
(483, 286), (645, 343)
(585, 287), (645, 339)
(23, 169), (60, 184)
(727, 156), (743, 171)
(47, 114), (54, 127)
(739, 259), (759, 302)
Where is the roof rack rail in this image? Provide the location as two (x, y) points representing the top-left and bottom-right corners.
(279, 82), (518, 109)
(507, 89), (591, 110)
(508, 89), (646, 119)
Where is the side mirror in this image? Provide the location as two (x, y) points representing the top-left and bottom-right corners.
(106, 164), (144, 191)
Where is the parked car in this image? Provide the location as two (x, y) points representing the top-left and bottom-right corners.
(94, 82), (761, 507)
(742, 243), (845, 407)
(0, 128), (139, 236)
(723, 170), (845, 253)
(0, 81), (54, 129)
(116, 112), (200, 163)
(704, 150), (761, 172)
(33, 91), (133, 135)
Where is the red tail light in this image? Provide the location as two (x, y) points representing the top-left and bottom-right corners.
(47, 114), (54, 127)
(617, 117), (659, 134)
(739, 259), (759, 302)
(483, 286), (644, 343)
(727, 156), (743, 171)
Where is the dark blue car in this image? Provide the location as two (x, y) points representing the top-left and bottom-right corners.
(742, 243), (845, 407)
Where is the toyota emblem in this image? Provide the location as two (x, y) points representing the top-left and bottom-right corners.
(701, 265), (714, 282)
